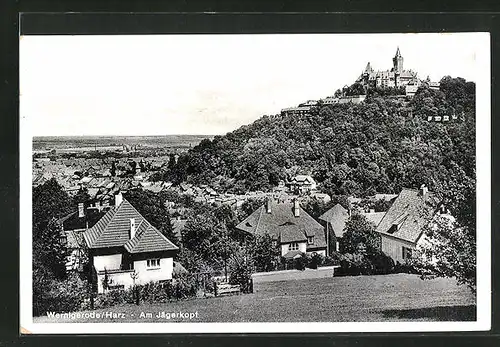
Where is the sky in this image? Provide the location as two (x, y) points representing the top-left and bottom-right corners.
(20, 33), (486, 136)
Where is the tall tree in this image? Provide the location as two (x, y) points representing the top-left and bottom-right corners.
(340, 214), (380, 254)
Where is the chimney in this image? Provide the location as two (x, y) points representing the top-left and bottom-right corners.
(369, 208), (375, 214)
(420, 184), (428, 198)
(293, 199), (300, 217)
(78, 202), (85, 218)
(130, 218), (136, 239)
(96, 200), (101, 212)
(115, 192), (123, 207)
(266, 198), (272, 213)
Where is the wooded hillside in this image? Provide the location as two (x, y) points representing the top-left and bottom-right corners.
(159, 76), (475, 202)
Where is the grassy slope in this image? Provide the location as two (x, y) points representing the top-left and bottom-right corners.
(34, 274), (476, 323)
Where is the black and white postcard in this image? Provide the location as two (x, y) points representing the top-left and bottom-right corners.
(19, 32), (491, 333)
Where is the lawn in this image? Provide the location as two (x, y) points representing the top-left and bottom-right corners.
(34, 273), (476, 323)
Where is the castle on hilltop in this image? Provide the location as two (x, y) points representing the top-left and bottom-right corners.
(356, 47), (419, 89)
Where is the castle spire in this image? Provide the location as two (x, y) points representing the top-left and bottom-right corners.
(395, 46), (402, 57)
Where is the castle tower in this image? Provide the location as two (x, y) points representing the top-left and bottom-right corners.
(392, 47), (404, 88)
(393, 47), (404, 74)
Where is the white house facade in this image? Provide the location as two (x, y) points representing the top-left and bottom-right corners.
(83, 193), (179, 293)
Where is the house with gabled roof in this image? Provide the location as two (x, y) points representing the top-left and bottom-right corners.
(375, 185), (440, 264)
(288, 175), (317, 194)
(236, 198), (327, 260)
(82, 192), (179, 293)
(318, 203), (350, 253)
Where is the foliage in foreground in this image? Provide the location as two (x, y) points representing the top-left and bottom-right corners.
(412, 215), (476, 293)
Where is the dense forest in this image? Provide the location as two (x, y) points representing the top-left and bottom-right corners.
(157, 76), (475, 202)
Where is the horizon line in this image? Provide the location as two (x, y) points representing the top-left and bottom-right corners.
(32, 134), (218, 138)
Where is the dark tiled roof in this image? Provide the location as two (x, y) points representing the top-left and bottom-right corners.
(83, 198), (178, 253)
(376, 188), (439, 243)
(318, 204), (350, 238)
(124, 220), (178, 253)
(235, 200), (326, 249)
(60, 209), (107, 231)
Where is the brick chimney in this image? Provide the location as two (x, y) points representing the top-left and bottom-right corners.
(78, 202), (85, 218)
(130, 218), (136, 239)
(115, 192), (123, 207)
(293, 199), (300, 217)
(266, 198), (272, 213)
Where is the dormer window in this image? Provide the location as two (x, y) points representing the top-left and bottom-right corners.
(307, 236), (314, 245)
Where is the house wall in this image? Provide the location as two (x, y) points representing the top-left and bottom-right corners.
(380, 234), (416, 264)
(280, 242), (307, 256)
(133, 257), (174, 285)
(93, 254), (122, 272)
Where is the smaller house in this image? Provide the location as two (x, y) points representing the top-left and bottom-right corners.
(375, 185), (440, 264)
(288, 175), (317, 194)
(235, 198), (327, 260)
(318, 204), (350, 253)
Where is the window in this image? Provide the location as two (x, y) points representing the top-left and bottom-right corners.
(147, 258), (161, 268)
(307, 236), (314, 245)
(289, 243), (299, 251)
(402, 247), (413, 260)
(272, 240), (277, 247)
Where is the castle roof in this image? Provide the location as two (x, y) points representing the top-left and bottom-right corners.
(395, 46), (402, 58)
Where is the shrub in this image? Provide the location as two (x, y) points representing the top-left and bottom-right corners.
(368, 249), (395, 275)
(94, 287), (134, 309)
(308, 253), (325, 269)
(294, 255), (307, 271)
(229, 262), (253, 293)
(324, 252), (342, 266)
(33, 273), (90, 316)
(335, 253), (374, 276)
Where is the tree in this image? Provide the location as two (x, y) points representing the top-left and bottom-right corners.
(413, 215), (476, 292)
(340, 214), (380, 254)
(249, 234), (280, 272)
(33, 178), (72, 232)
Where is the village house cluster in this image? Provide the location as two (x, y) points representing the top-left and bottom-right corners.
(52, 152), (448, 293)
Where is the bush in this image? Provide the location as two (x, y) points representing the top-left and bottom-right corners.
(394, 261), (418, 274)
(324, 252), (342, 266)
(33, 273), (89, 316)
(308, 253), (324, 269)
(94, 287), (134, 309)
(335, 253), (374, 276)
(368, 249), (395, 275)
(294, 255), (307, 271)
(229, 262), (253, 293)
